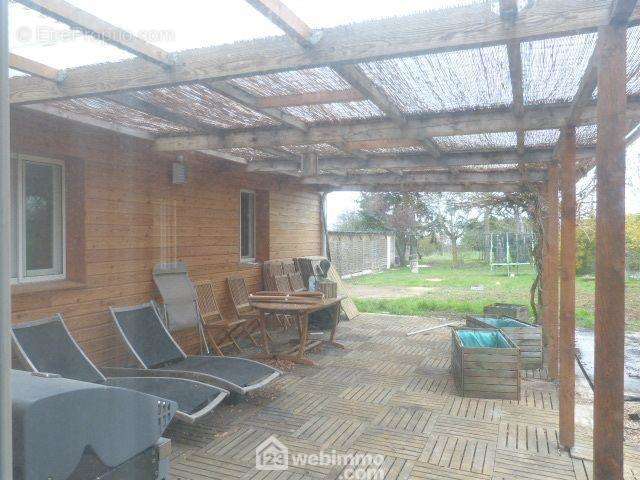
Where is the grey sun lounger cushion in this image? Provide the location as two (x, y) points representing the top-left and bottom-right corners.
(111, 302), (281, 394)
(11, 315), (228, 423)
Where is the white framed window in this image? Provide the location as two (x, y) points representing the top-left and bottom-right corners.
(11, 154), (66, 283)
(240, 190), (255, 262)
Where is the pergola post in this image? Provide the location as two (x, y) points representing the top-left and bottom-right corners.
(559, 127), (576, 449)
(593, 22), (627, 480)
(543, 164), (559, 380)
(0, 0), (13, 476)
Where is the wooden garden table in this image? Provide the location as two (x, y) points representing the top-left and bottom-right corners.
(249, 293), (345, 366)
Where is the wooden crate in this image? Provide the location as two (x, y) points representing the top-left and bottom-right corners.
(466, 315), (543, 370)
(483, 303), (529, 323)
(451, 327), (521, 401)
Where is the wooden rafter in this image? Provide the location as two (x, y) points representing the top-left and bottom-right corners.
(247, 148), (594, 173)
(104, 93), (210, 131)
(328, 183), (522, 193)
(500, 0), (525, 154)
(302, 170), (545, 186)
(246, 0), (319, 48)
(9, 53), (60, 82)
(9, 0), (625, 104)
(554, 0), (638, 159)
(15, 0), (174, 68)
(154, 97), (640, 152)
(256, 88), (364, 108)
(207, 81), (307, 131)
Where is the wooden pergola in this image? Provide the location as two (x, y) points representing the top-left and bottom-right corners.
(1, 0), (639, 477)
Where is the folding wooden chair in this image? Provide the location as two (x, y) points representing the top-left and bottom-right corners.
(274, 274), (292, 293)
(194, 280), (257, 355)
(227, 276), (273, 341)
(288, 272), (306, 293)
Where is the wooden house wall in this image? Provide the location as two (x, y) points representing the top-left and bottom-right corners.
(9, 109), (322, 366)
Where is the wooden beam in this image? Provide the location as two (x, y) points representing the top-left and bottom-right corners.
(155, 98), (640, 152)
(246, 0), (318, 48)
(333, 64), (441, 156)
(15, 0), (174, 68)
(198, 150), (247, 164)
(593, 22), (627, 480)
(207, 81), (307, 131)
(247, 149), (596, 173)
(559, 127), (576, 450)
(500, 0), (525, 154)
(610, 0), (640, 25)
(542, 163), (560, 381)
(256, 88), (364, 108)
(104, 93), (208, 131)
(302, 152), (318, 176)
(302, 170), (545, 186)
(9, 53), (60, 82)
(10, 0), (625, 104)
(327, 183), (522, 193)
(19, 103), (155, 139)
(554, 0), (638, 159)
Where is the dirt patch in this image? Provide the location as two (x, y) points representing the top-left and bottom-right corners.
(349, 285), (436, 299)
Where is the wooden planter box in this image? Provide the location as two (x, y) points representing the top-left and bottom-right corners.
(451, 327), (521, 400)
(483, 303), (529, 323)
(466, 315), (543, 370)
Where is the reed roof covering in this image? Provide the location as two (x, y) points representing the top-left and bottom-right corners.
(8, 0), (640, 190)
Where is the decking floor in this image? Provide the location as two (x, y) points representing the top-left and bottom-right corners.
(166, 313), (640, 480)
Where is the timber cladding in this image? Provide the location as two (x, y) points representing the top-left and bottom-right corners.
(451, 327), (521, 401)
(9, 109), (322, 366)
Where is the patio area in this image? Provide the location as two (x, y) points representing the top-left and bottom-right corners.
(166, 313), (638, 480)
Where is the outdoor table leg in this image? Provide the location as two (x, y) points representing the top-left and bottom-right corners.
(259, 310), (270, 355)
(328, 302), (346, 349)
(297, 313), (309, 361)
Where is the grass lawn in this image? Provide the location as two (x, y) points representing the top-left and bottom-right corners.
(347, 256), (640, 331)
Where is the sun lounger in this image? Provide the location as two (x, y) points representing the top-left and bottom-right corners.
(111, 302), (281, 395)
(11, 315), (228, 424)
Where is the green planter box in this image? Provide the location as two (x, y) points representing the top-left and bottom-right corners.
(466, 315), (543, 370)
(451, 327), (521, 401)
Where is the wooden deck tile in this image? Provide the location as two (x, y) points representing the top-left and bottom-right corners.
(389, 391), (448, 411)
(432, 415), (499, 443)
(409, 461), (491, 479)
(171, 453), (251, 480)
(269, 391), (331, 415)
(204, 428), (272, 462)
(239, 406), (310, 435)
(443, 397), (502, 422)
(404, 374), (454, 395)
(492, 450), (575, 479)
(328, 452), (414, 480)
(418, 434), (495, 476)
(373, 406), (439, 434)
(319, 397), (390, 422)
(294, 415), (365, 449)
(352, 427), (430, 460)
(339, 384), (396, 405)
(164, 313), (630, 480)
(241, 470), (311, 480)
(497, 422), (561, 456)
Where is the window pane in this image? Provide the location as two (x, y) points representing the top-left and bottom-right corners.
(24, 161), (63, 276)
(241, 192), (255, 258)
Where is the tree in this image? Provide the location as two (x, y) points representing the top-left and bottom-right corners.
(432, 193), (479, 267)
(347, 192), (435, 266)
